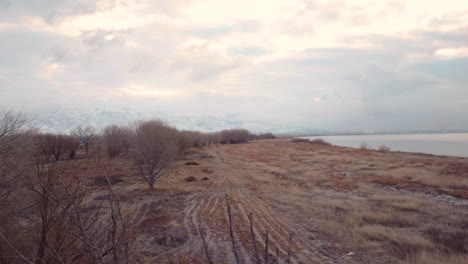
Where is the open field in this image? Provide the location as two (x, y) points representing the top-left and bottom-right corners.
(88, 138), (467, 263)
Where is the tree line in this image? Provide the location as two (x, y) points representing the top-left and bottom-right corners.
(0, 109), (275, 263)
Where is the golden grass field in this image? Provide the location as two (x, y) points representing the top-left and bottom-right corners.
(84, 138), (467, 263)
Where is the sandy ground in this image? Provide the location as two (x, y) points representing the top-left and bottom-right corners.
(110, 138), (468, 264)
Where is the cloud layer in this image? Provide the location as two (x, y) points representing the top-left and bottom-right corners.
(1, 0), (468, 132)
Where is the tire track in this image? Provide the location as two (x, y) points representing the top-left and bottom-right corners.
(178, 146), (342, 263)
(183, 199), (197, 238)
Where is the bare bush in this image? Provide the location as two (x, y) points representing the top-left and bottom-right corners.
(177, 131), (195, 153)
(184, 176), (197, 182)
(132, 120), (178, 189)
(1, 110), (133, 264)
(65, 135), (80, 159)
(292, 138), (331, 145)
(18, 157), (71, 263)
(220, 129), (250, 144)
(250, 133), (276, 140)
(72, 125), (98, 157)
(103, 125), (132, 158)
(2, 157), (133, 264)
(37, 133), (76, 161)
(291, 138), (311, 143)
(379, 144), (391, 153)
(309, 138), (331, 145)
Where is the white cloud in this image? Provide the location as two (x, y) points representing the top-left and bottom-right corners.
(434, 47), (468, 59)
(122, 85), (181, 97)
(1, 0), (468, 131)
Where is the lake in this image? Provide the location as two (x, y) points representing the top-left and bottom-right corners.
(304, 133), (468, 157)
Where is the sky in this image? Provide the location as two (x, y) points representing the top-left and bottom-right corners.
(1, 0), (468, 132)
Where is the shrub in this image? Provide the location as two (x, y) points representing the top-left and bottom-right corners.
(185, 176), (197, 182)
(177, 131), (220, 151)
(177, 131), (195, 152)
(103, 125), (132, 158)
(220, 129), (250, 144)
(66, 137), (80, 159)
(292, 138), (331, 145)
(37, 134), (77, 161)
(132, 120), (178, 189)
(250, 133), (276, 140)
(292, 138), (311, 143)
(309, 138), (331, 145)
(379, 144), (391, 153)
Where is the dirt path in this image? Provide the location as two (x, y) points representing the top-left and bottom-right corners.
(174, 144), (351, 264)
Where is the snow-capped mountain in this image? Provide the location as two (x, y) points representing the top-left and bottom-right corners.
(30, 105), (301, 134)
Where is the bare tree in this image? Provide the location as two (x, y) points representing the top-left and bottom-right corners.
(132, 120), (178, 189)
(0, 110), (30, 201)
(72, 125), (97, 157)
(18, 156), (70, 264)
(12, 160), (133, 264)
(65, 136), (80, 159)
(0, 110), (27, 201)
(1, 112), (133, 264)
(55, 166), (133, 264)
(0, 110), (32, 263)
(37, 134), (74, 161)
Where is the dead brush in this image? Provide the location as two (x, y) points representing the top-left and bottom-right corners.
(291, 138), (311, 143)
(378, 144), (391, 153)
(291, 138), (331, 145)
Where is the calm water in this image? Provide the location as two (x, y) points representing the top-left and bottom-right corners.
(305, 133), (468, 157)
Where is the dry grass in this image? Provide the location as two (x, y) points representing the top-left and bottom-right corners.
(359, 211), (419, 227)
(12, 137), (464, 264)
(410, 251), (468, 264)
(359, 225), (434, 254)
(370, 194), (427, 212)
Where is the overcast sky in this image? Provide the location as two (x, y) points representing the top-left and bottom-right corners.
(1, 0), (468, 132)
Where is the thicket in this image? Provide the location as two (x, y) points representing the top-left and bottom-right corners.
(0, 109), (262, 263)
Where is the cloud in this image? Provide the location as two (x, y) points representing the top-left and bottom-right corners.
(122, 85), (181, 97)
(434, 47), (468, 59)
(1, 0), (468, 132)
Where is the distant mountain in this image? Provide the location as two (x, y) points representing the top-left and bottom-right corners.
(30, 105), (301, 134)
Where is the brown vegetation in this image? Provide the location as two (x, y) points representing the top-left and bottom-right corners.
(379, 144), (391, 152)
(0, 111), (132, 264)
(72, 125), (98, 157)
(220, 129), (250, 144)
(249, 133), (276, 140)
(132, 120), (179, 190)
(37, 133), (79, 161)
(1, 109), (467, 264)
(292, 137), (331, 145)
(103, 124), (132, 157)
